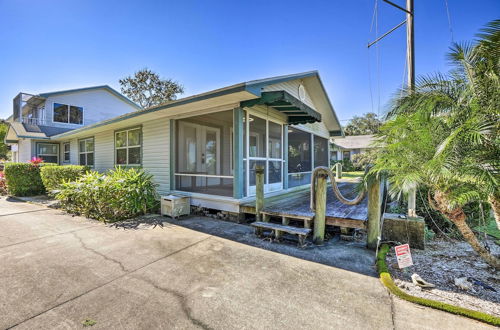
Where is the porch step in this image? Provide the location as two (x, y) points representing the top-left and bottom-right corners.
(251, 221), (311, 247)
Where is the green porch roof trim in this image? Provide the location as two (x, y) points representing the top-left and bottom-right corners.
(39, 85), (141, 110)
(240, 90), (321, 125)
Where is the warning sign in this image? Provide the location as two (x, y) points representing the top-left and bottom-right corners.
(395, 244), (413, 269)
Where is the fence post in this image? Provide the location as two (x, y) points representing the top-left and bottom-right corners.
(366, 177), (382, 250)
(255, 166), (264, 222)
(336, 162), (342, 179)
(313, 172), (327, 245)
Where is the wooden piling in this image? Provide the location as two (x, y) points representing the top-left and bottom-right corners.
(366, 177), (382, 250)
(255, 166), (264, 222)
(313, 172), (327, 245)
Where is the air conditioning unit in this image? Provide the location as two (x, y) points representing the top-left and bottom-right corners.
(160, 195), (190, 218)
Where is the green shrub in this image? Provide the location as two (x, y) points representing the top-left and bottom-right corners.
(40, 165), (88, 195)
(56, 167), (159, 221)
(332, 159), (355, 172)
(4, 163), (45, 196)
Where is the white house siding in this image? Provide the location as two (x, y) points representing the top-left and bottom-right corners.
(59, 117), (171, 195)
(44, 89), (138, 129)
(93, 130), (115, 172)
(142, 117), (170, 195)
(293, 121), (329, 139)
(17, 139), (31, 162)
(263, 80), (316, 109)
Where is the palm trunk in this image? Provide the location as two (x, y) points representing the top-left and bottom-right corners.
(488, 194), (500, 231)
(434, 191), (500, 269)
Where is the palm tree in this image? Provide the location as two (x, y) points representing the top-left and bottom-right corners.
(370, 20), (500, 269)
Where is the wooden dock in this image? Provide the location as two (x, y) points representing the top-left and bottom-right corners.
(240, 182), (368, 229)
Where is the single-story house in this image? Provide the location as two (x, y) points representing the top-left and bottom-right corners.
(330, 134), (376, 161)
(5, 71), (343, 214)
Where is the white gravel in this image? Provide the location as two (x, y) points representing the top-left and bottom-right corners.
(387, 239), (500, 317)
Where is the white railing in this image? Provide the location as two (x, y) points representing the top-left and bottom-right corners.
(20, 117), (46, 125)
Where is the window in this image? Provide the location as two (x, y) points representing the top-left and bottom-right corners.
(314, 136), (329, 167)
(115, 128), (141, 165)
(343, 151), (351, 160)
(53, 103), (83, 124)
(288, 128), (311, 173)
(63, 142), (70, 163)
(37, 143), (59, 164)
(79, 138), (94, 166)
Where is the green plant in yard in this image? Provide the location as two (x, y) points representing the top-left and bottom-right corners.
(369, 20), (500, 268)
(3, 162), (56, 196)
(56, 167), (159, 221)
(40, 165), (89, 195)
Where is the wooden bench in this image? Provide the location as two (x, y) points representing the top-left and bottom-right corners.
(251, 221), (312, 248)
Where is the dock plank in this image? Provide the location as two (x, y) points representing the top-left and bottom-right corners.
(241, 182), (368, 226)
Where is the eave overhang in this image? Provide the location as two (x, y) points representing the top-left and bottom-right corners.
(240, 91), (321, 125)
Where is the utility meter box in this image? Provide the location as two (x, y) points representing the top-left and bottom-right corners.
(160, 195), (190, 218)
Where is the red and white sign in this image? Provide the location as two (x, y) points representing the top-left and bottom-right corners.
(395, 244), (413, 269)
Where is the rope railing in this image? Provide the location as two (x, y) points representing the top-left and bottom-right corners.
(310, 166), (366, 212)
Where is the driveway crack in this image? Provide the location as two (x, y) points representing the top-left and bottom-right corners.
(71, 232), (127, 272)
(133, 276), (213, 330)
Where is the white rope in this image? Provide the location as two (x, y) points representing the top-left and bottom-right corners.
(310, 167), (366, 212)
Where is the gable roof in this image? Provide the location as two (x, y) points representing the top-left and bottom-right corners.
(51, 71), (342, 140)
(39, 85), (141, 110)
(331, 135), (377, 149)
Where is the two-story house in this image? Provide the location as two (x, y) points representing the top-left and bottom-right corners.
(4, 86), (141, 163)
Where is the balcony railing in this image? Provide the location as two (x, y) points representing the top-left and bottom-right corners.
(20, 117), (46, 126)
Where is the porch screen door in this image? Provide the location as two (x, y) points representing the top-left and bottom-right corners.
(178, 122), (221, 188)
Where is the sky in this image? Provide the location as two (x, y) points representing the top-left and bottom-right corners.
(0, 0), (498, 122)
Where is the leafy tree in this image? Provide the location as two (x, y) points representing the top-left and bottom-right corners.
(119, 68), (184, 108)
(351, 150), (377, 171)
(0, 121), (8, 160)
(369, 20), (500, 268)
(343, 112), (382, 136)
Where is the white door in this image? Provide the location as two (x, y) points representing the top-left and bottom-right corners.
(178, 122), (220, 187)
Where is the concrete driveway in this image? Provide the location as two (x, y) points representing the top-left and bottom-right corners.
(0, 197), (492, 329)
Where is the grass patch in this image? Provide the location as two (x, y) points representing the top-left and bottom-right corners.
(474, 219), (500, 240)
(82, 319), (96, 327)
(377, 244), (500, 326)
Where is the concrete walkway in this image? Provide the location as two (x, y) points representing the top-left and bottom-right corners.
(0, 197), (492, 329)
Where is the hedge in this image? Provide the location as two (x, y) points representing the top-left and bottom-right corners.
(377, 244), (500, 326)
(56, 167), (159, 222)
(40, 165), (88, 195)
(4, 163), (56, 196)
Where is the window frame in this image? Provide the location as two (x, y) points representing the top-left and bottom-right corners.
(52, 102), (84, 125)
(78, 137), (95, 166)
(114, 126), (142, 166)
(62, 142), (71, 163)
(36, 142), (59, 164)
(244, 110), (285, 196)
(287, 126), (330, 188)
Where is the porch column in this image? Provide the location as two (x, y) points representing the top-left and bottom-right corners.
(169, 119), (176, 191)
(233, 107), (244, 199)
(283, 125), (289, 189)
